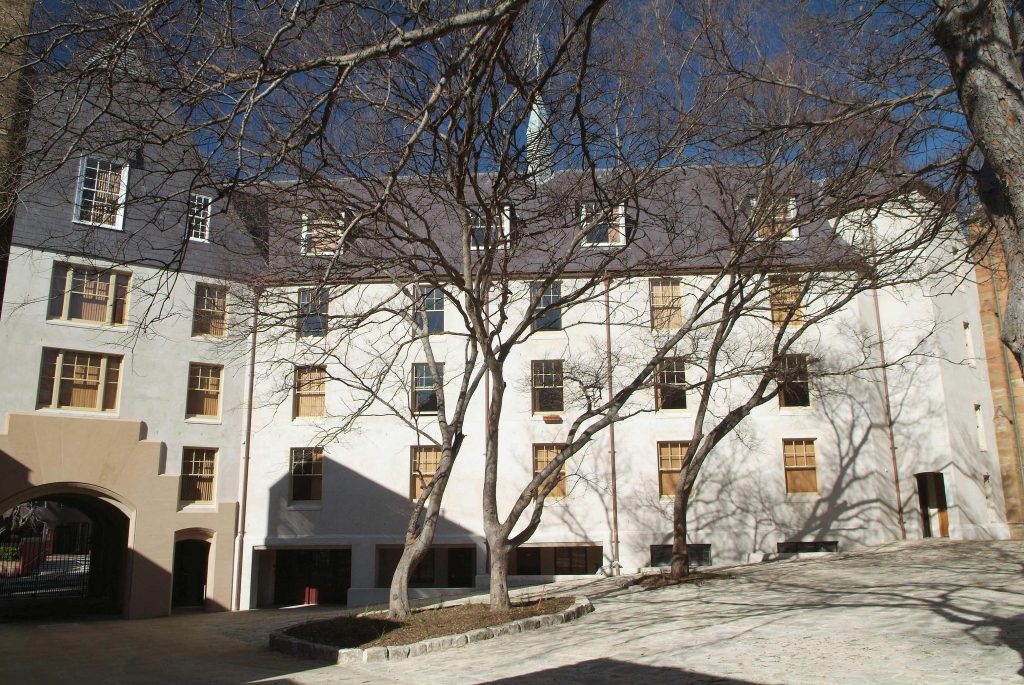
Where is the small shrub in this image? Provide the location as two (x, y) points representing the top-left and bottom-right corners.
(0, 546), (19, 561)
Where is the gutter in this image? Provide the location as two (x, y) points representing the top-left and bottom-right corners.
(232, 285), (260, 610)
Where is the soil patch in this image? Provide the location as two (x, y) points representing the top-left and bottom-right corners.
(631, 570), (733, 590)
(284, 597), (575, 649)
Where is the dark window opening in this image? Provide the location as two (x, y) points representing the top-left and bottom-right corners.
(650, 544), (712, 568)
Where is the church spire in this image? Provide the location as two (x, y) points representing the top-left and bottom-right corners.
(526, 35), (554, 184)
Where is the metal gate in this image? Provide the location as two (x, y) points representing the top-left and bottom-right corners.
(0, 522), (92, 601)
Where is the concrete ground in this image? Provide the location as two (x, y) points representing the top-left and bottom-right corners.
(1, 539), (1022, 684)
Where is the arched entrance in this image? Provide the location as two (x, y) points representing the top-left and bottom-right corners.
(0, 492), (129, 618)
(172, 536), (211, 610)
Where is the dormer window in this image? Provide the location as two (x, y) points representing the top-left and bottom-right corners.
(580, 202), (633, 246)
(301, 212), (349, 256)
(469, 203), (514, 250)
(751, 197), (798, 240)
(188, 194), (213, 241)
(75, 157), (129, 230)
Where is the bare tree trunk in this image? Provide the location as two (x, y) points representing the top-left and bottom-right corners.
(935, 0), (1024, 374)
(670, 483), (691, 580)
(388, 537), (430, 619)
(488, 541), (512, 611)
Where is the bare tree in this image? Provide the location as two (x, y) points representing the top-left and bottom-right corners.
(0, 0), (971, 614)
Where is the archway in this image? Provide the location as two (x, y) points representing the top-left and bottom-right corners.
(172, 529), (213, 611)
(0, 491), (129, 618)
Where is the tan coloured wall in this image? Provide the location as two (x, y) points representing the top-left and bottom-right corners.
(0, 412), (237, 618)
(974, 239), (1024, 538)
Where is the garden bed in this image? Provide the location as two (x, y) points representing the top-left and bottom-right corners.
(287, 597), (574, 648)
(270, 596), (593, 664)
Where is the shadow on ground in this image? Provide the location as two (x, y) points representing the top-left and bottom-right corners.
(480, 658), (764, 684)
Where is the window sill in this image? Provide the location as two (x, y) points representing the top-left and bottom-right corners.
(582, 242), (626, 248)
(185, 417), (223, 425)
(72, 219), (122, 231)
(36, 407), (120, 418)
(533, 411), (566, 419)
(178, 502), (216, 512)
(778, 406), (813, 415)
(530, 329), (565, 337)
(287, 503), (322, 511)
(655, 408), (691, 416)
(189, 237), (210, 244)
(191, 334), (227, 341)
(45, 319), (126, 331)
(785, 493), (819, 502)
(291, 417), (327, 424)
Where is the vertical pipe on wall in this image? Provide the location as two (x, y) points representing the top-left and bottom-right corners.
(232, 286), (260, 610)
(867, 226), (907, 540)
(603, 277), (620, 572)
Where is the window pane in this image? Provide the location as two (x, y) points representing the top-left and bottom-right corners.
(187, 364), (222, 418)
(411, 446), (442, 500)
(290, 447), (324, 502)
(193, 284), (227, 337)
(783, 439), (817, 493)
(778, 354), (810, 407)
(188, 195), (212, 241)
(297, 288), (328, 336)
(59, 352), (101, 408)
(180, 448), (216, 502)
(531, 360), (564, 412)
(37, 349), (58, 407)
(294, 366), (327, 418)
(770, 276), (803, 327)
(532, 282), (562, 331)
(656, 358), (687, 410)
(650, 279), (682, 331)
(68, 269), (110, 322)
(533, 444), (566, 498)
(77, 158), (124, 227)
(658, 441), (688, 497)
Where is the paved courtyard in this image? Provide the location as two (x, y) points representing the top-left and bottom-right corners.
(1, 539), (1022, 684)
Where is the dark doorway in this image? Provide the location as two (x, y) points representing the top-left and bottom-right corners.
(172, 540), (210, 609)
(916, 472), (950, 538)
(447, 547), (475, 587)
(0, 495), (128, 618)
(273, 549), (351, 606)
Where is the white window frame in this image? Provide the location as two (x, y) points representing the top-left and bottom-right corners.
(188, 194), (213, 242)
(581, 202), (629, 247)
(469, 203), (514, 250)
(751, 197), (799, 241)
(975, 404), (988, 451)
(963, 321), (976, 368)
(74, 157), (129, 231)
(301, 212), (349, 256)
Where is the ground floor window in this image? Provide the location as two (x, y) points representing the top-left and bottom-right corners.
(510, 545), (602, 575)
(267, 548), (351, 606)
(777, 541), (837, 555)
(375, 546), (476, 589)
(650, 544), (712, 568)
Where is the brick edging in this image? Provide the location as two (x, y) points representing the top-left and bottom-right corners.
(269, 596), (595, 664)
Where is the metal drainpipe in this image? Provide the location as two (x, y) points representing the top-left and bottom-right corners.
(232, 286), (260, 610)
(868, 224), (906, 538)
(986, 250), (1024, 514)
(603, 277), (621, 573)
(872, 284), (907, 539)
